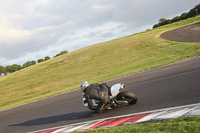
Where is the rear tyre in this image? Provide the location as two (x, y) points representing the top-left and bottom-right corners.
(116, 91), (138, 105)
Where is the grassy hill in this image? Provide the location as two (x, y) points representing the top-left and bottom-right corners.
(0, 16), (200, 111)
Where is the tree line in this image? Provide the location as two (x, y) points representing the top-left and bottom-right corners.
(0, 50), (68, 76)
(153, 3), (200, 28)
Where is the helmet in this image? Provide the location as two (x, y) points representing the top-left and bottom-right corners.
(80, 81), (89, 92)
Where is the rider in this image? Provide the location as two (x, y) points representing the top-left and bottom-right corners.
(80, 81), (111, 113)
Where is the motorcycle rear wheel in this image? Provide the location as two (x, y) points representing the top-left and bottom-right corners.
(116, 91), (138, 105)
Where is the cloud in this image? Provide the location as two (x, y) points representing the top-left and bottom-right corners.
(0, 21), (75, 59)
(0, 0), (199, 65)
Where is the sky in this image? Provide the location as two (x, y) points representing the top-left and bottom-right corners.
(0, 0), (199, 66)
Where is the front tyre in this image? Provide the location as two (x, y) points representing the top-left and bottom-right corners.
(116, 91), (138, 105)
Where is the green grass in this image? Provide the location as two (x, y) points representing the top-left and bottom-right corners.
(0, 16), (200, 111)
(74, 115), (200, 133)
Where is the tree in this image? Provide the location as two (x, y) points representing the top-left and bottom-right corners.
(60, 50), (68, 55)
(44, 56), (51, 60)
(23, 60), (36, 68)
(186, 8), (196, 18)
(0, 65), (4, 76)
(9, 64), (22, 73)
(54, 50), (68, 58)
(194, 4), (200, 15)
(153, 23), (159, 29)
(159, 18), (167, 23)
(5, 66), (11, 74)
(37, 59), (44, 63)
(153, 18), (170, 29)
(180, 13), (187, 20)
(23, 63), (28, 68)
(0, 64), (22, 76)
(159, 18), (170, 26)
(153, 3), (200, 29)
(2, 67), (7, 76)
(170, 16), (180, 23)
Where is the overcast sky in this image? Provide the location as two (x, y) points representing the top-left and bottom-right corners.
(0, 0), (199, 66)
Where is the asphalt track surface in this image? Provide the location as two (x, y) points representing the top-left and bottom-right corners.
(1, 22), (200, 133)
(160, 22), (200, 42)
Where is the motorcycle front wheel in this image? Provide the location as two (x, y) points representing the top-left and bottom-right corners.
(116, 91), (138, 105)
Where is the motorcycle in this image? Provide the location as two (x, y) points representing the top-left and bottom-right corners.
(82, 83), (138, 112)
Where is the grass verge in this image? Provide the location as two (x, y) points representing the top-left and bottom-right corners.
(0, 16), (200, 111)
(74, 115), (200, 133)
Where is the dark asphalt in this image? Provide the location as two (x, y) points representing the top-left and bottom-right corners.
(0, 56), (200, 133)
(160, 22), (200, 43)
